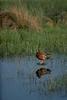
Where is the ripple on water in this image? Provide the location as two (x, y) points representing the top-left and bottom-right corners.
(0, 54), (67, 100)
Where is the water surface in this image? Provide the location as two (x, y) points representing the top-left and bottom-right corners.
(0, 54), (67, 100)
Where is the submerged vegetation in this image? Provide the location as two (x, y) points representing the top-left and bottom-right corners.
(46, 74), (67, 92)
(0, 0), (67, 57)
(36, 74), (67, 94)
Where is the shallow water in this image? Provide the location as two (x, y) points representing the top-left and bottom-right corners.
(0, 54), (67, 100)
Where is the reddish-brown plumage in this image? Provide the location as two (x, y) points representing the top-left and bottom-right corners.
(36, 50), (51, 64)
(36, 51), (47, 64)
(36, 51), (46, 60)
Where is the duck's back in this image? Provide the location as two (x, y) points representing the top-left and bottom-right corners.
(36, 52), (46, 60)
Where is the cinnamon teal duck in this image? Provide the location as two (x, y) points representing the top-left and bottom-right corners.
(36, 50), (51, 65)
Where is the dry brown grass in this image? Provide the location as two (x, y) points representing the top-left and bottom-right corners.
(10, 6), (42, 31)
(42, 16), (55, 27)
(0, 11), (18, 30)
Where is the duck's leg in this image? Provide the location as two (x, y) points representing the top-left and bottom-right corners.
(40, 60), (45, 65)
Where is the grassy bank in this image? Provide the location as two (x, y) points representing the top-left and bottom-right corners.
(0, 27), (67, 57)
(1, 0), (67, 23)
(0, 0), (67, 57)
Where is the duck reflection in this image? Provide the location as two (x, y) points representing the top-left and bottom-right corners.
(36, 67), (51, 78)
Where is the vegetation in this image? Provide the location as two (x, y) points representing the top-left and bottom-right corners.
(0, 27), (67, 57)
(37, 74), (67, 93)
(0, 0), (67, 57)
(1, 0), (67, 23)
(47, 74), (67, 92)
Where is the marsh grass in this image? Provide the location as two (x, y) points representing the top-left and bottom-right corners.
(0, 26), (67, 57)
(1, 0), (67, 29)
(37, 74), (67, 94)
(47, 74), (67, 92)
(0, 0), (67, 57)
(9, 7), (41, 31)
(1, 0), (67, 22)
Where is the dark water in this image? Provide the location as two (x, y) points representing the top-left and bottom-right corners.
(0, 54), (67, 100)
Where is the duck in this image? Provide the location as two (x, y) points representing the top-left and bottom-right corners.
(36, 67), (51, 78)
(36, 50), (51, 64)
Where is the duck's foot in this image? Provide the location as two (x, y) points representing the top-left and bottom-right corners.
(40, 60), (45, 65)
